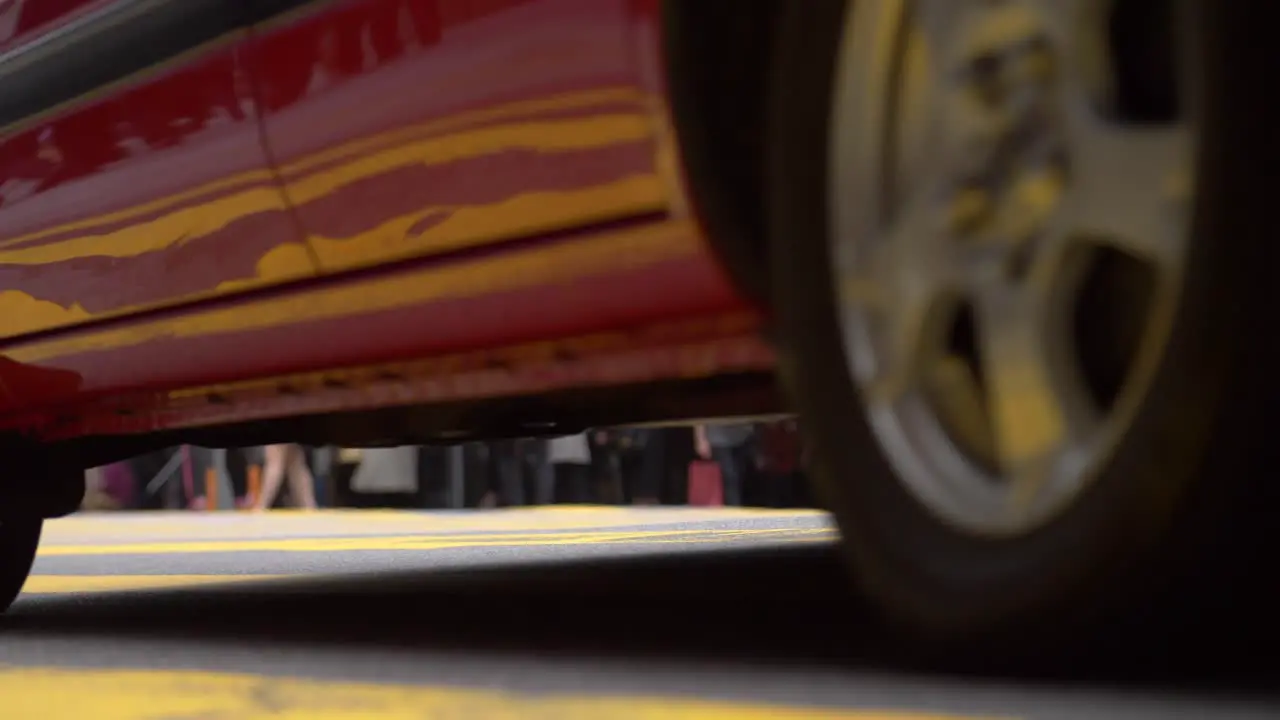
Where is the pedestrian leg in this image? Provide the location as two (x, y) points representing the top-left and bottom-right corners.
(712, 446), (745, 507)
(254, 445), (289, 511)
(285, 444), (319, 509)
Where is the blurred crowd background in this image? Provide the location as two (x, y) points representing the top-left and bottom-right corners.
(79, 419), (816, 512)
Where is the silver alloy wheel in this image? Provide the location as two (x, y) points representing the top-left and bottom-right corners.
(829, 0), (1193, 537)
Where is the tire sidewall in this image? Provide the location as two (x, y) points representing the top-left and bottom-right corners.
(0, 519), (43, 613)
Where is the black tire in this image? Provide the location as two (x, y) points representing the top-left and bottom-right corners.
(767, 0), (1280, 657)
(0, 520), (42, 613)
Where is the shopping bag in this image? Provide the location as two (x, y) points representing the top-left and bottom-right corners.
(687, 460), (724, 506)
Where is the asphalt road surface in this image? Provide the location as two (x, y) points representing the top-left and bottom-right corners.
(1, 507), (1276, 719)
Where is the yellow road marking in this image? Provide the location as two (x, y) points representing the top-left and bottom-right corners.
(45, 507), (829, 537)
(37, 528), (831, 557)
(1, 668), (1009, 720)
(21, 575), (285, 595)
(638, 533), (839, 546)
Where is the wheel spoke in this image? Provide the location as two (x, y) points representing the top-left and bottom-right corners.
(1067, 117), (1191, 269)
(840, 187), (957, 407)
(860, 273), (954, 407)
(1023, 0), (1191, 269)
(973, 281), (1091, 510)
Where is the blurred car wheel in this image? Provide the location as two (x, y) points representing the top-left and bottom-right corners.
(766, 0), (1278, 656)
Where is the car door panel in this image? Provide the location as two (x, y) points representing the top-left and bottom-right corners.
(0, 0), (317, 340)
(249, 0), (670, 275)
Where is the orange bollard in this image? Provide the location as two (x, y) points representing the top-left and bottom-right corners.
(204, 467), (218, 511)
(247, 464), (262, 508)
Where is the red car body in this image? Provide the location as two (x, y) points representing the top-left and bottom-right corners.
(0, 0), (779, 460)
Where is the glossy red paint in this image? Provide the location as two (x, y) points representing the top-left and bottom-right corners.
(0, 34), (314, 340)
(0, 219), (765, 439)
(249, 0), (670, 273)
(0, 0), (765, 447)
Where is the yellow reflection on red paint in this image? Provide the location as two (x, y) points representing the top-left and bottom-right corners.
(0, 88), (647, 255)
(4, 219), (700, 364)
(0, 291), (92, 337)
(281, 111), (664, 271)
(213, 242), (317, 293)
(0, 184), (290, 266)
(307, 174), (664, 269)
(0, 88), (668, 339)
(277, 87), (650, 178)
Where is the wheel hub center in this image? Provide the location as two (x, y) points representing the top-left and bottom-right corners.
(943, 3), (1068, 274)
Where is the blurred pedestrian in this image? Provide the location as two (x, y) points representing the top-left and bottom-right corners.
(81, 466), (118, 511)
(253, 443), (319, 511)
(662, 426), (696, 505)
(614, 427), (663, 505)
(100, 460), (138, 509)
(310, 445), (335, 506)
(694, 422), (754, 506)
(754, 418), (809, 507)
(547, 433), (592, 503)
(588, 430), (624, 504)
(522, 437), (554, 506)
(480, 439), (527, 507)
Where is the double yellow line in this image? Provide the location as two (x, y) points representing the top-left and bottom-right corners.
(37, 526), (838, 557)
